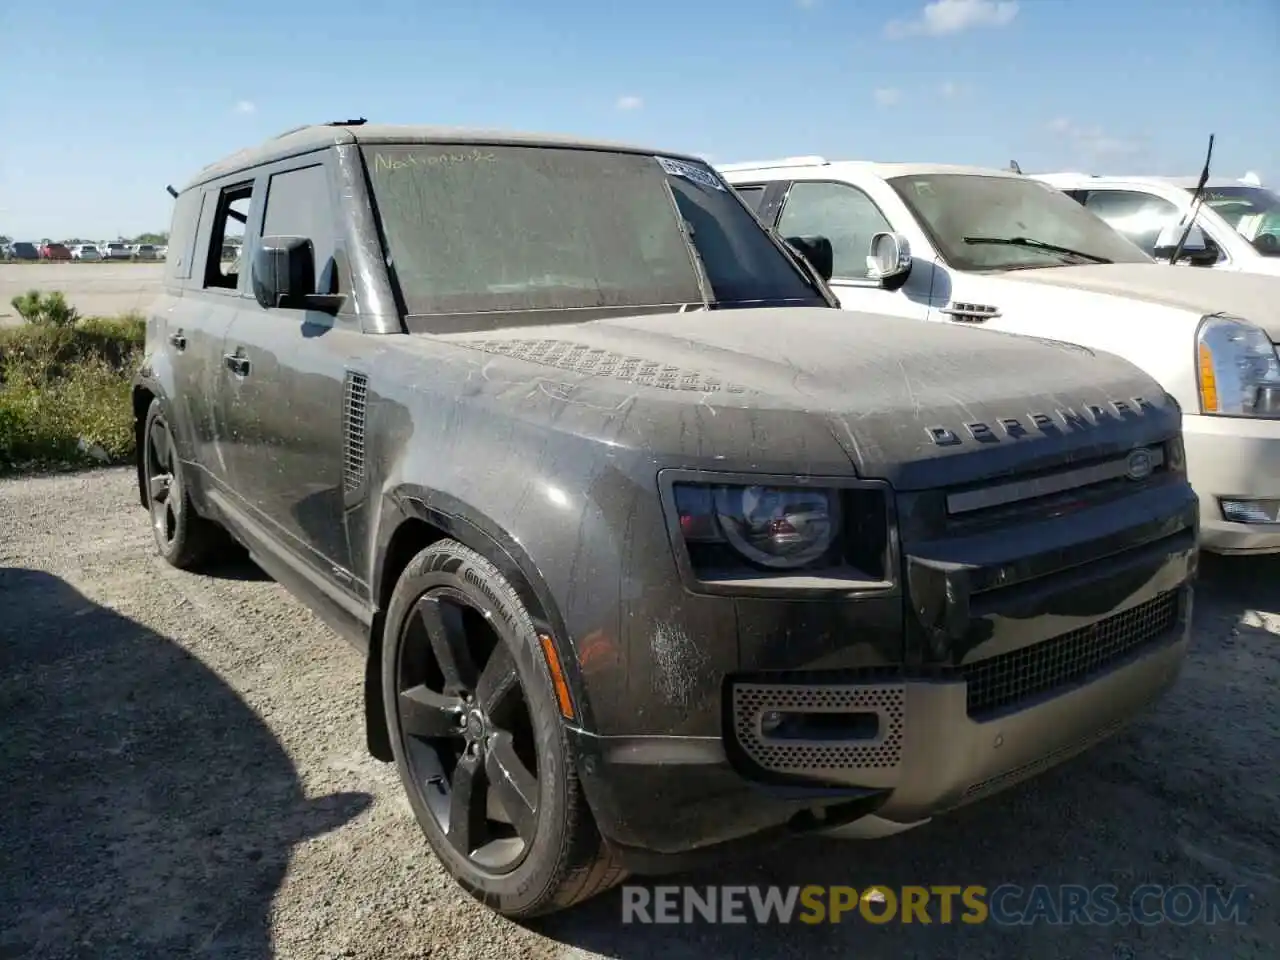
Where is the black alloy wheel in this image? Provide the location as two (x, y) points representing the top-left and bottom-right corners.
(395, 586), (541, 872)
(141, 399), (218, 569)
(382, 540), (625, 917)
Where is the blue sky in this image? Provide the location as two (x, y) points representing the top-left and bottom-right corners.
(2, 0), (1277, 239)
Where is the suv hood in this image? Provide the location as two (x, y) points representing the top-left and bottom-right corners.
(437, 307), (1178, 491)
(1003, 263), (1280, 339)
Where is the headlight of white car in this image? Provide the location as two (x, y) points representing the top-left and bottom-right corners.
(1195, 315), (1280, 418)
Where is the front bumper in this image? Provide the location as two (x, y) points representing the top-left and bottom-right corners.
(1183, 412), (1280, 554)
(571, 571), (1192, 870)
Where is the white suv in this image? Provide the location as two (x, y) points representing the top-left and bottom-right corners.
(1035, 172), (1280, 277)
(719, 157), (1280, 555)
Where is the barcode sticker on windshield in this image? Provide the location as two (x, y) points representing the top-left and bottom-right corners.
(656, 156), (726, 191)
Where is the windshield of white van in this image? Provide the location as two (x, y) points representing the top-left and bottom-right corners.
(362, 145), (825, 320)
(889, 173), (1153, 272)
(1193, 185), (1280, 256)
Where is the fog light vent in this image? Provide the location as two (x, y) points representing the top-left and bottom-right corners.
(1220, 498), (1280, 524)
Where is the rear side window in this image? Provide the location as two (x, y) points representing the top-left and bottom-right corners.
(732, 184), (768, 215)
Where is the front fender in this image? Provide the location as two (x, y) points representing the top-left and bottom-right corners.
(372, 484), (599, 732)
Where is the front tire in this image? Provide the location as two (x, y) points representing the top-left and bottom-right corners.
(142, 399), (220, 569)
(382, 539), (625, 918)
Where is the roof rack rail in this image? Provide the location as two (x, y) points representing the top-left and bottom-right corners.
(270, 124), (315, 140)
(269, 118), (366, 141)
(716, 156), (829, 172)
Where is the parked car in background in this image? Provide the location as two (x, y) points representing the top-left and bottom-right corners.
(101, 241), (132, 261)
(40, 242), (72, 261)
(5, 241), (40, 261)
(155, 245), (168, 260)
(1035, 172), (1280, 277)
(72, 243), (102, 261)
(131, 243), (160, 261)
(720, 157), (1280, 555)
(132, 122), (1197, 919)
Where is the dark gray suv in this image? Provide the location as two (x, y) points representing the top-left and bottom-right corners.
(132, 121), (1198, 918)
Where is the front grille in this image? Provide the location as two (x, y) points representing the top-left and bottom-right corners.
(964, 590), (1180, 717)
(730, 682), (905, 776)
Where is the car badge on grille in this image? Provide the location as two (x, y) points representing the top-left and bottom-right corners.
(1126, 448), (1154, 481)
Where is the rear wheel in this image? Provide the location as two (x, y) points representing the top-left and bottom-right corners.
(142, 400), (221, 569)
(382, 540), (625, 918)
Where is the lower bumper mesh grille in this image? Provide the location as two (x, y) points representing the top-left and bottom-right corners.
(730, 683), (905, 775)
(964, 590), (1181, 717)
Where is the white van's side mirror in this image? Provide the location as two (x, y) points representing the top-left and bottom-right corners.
(867, 232), (912, 283)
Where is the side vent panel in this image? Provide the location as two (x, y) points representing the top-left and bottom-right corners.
(938, 302), (1002, 323)
(342, 371), (369, 495)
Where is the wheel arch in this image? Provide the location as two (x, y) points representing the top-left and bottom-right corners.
(131, 378), (161, 508)
(363, 484), (593, 763)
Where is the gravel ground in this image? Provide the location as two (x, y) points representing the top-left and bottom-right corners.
(0, 263), (164, 325)
(1, 467), (1277, 959)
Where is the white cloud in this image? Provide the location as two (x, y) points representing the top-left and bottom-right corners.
(232, 100), (256, 115)
(939, 79), (972, 99)
(615, 95), (643, 111)
(886, 0), (1019, 39)
(1046, 117), (1141, 160)
(874, 87), (904, 107)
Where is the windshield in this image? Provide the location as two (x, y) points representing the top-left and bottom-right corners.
(889, 173), (1153, 271)
(362, 144), (823, 322)
(1192, 185), (1280, 256)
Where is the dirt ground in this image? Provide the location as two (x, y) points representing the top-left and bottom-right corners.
(0, 262), (164, 325)
(1, 467), (1277, 959)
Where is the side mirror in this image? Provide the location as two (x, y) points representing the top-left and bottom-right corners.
(251, 235), (345, 313)
(866, 231), (912, 283)
(1154, 222), (1217, 266)
(784, 234), (834, 283)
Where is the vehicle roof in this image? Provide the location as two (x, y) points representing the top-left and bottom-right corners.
(718, 158), (1026, 181)
(1034, 172), (1260, 190)
(182, 122), (705, 191)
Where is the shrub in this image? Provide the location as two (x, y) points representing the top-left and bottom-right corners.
(10, 290), (81, 327)
(0, 307), (143, 473)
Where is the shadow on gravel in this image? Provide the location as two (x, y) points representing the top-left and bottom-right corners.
(539, 558), (1280, 960)
(0, 568), (374, 960)
(196, 542), (273, 583)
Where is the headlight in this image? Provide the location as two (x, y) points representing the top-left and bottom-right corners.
(674, 483), (841, 569)
(1196, 315), (1280, 417)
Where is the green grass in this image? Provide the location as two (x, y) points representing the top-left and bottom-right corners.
(0, 305), (145, 475)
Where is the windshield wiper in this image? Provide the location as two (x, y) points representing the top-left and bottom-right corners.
(962, 236), (1113, 264)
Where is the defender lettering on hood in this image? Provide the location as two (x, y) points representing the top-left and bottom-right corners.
(927, 396), (1159, 446)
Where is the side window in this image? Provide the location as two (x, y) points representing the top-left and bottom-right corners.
(732, 184), (768, 216)
(202, 183), (253, 290)
(1080, 190), (1181, 255)
(166, 189), (206, 281)
(776, 181), (894, 281)
(260, 163), (339, 296)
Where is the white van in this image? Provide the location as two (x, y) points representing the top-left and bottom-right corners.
(1034, 172), (1280, 278)
(718, 157), (1280, 555)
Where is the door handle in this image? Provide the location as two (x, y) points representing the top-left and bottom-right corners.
(169, 330), (187, 350)
(224, 352), (251, 376)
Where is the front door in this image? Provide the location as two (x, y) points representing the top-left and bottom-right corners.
(771, 179), (933, 320)
(217, 156), (360, 585)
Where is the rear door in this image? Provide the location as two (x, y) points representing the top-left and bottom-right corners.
(217, 151), (362, 589)
(157, 181), (250, 497)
